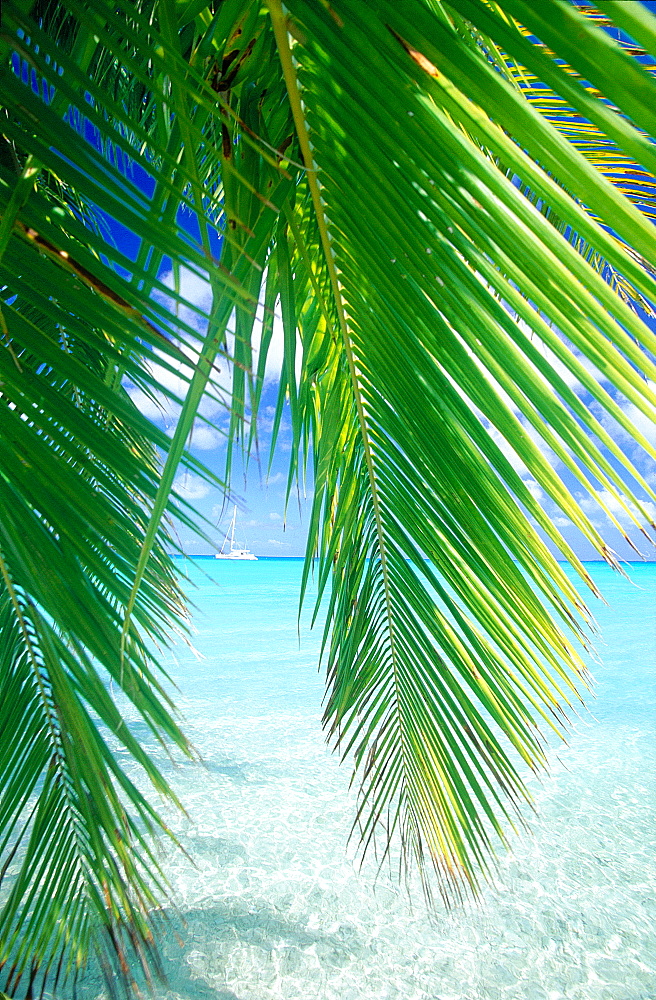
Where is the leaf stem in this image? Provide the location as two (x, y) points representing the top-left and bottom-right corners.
(266, 0), (409, 826)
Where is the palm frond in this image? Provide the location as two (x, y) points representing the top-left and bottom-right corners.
(455, 0), (656, 308)
(0, 1), (233, 992)
(4, 0), (656, 991)
(273, 0), (656, 900)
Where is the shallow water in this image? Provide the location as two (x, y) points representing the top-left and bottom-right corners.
(88, 560), (655, 1000)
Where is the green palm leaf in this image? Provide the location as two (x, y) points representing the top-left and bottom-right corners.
(3, 0), (656, 993)
(273, 0), (656, 898)
(459, 0), (656, 309)
(0, 2), (228, 991)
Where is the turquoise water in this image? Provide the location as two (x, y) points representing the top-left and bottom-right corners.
(93, 560), (655, 1000)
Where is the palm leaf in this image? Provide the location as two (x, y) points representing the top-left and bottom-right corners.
(460, 0), (656, 309)
(0, 2), (232, 992)
(4, 0), (656, 993)
(270, 0), (656, 899)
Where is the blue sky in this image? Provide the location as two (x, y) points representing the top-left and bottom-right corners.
(122, 261), (656, 563)
(115, 1), (656, 563)
(123, 265), (312, 557)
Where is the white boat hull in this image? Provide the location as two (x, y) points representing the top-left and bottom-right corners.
(215, 507), (257, 559)
(215, 551), (258, 560)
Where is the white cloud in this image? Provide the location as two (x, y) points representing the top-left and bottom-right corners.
(251, 295), (284, 385)
(269, 512), (282, 521)
(513, 316), (609, 394)
(125, 269), (233, 433)
(524, 478), (545, 502)
(126, 388), (168, 421)
(126, 340), (228, 431)
(257, 408), (292, 438)
(155, 267), (300, 386)
(605, 384), (656, 451)
(267, 538), (289, 547)
(579, 488), (656, 530)
(188, 424), (224, 450)
(519, 478), (573, 531)
(130, 269), (304, 441)
(483, 420), (560, 478)
(173, 474), (211, 500)
(152, 267), (214, 334)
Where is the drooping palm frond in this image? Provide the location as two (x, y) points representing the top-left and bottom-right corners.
(0, 2), (240, 993)
(274, 0), (656, 899)
(452, 0), (656, 310)
(4, 0), (656, 993)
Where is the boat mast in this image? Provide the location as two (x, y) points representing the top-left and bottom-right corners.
(229, 505), (237, 552)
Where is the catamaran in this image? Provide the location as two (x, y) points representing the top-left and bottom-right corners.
(215, 505), (258, 560)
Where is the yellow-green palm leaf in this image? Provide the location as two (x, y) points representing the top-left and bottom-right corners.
(3, 0), (656, 994)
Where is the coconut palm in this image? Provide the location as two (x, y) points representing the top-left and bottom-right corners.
(2, 0), (656, 994)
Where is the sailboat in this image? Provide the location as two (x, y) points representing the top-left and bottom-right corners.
(215, 505), (258, 560)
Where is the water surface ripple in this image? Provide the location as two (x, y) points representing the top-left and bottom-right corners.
(89, 560), (656, 1000)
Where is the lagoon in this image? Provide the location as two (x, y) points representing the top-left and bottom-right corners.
(86, 559), (655, 1000)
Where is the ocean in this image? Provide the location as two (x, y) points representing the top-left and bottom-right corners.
(89, 559), (655, 1000)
